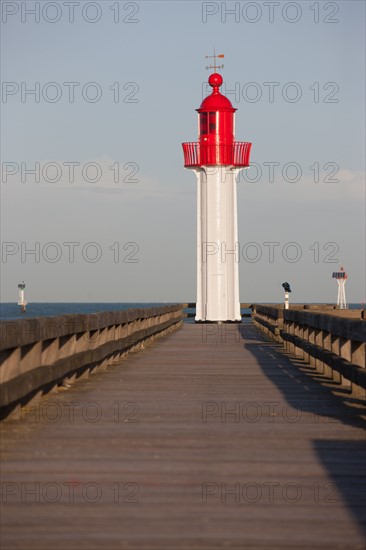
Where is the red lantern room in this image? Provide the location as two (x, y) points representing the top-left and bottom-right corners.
(182, 72), (252, 168)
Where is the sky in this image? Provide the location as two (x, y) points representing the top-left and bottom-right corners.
(1, 0), (365, 304)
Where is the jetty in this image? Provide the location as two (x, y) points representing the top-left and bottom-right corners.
(1, 305), (365, 549)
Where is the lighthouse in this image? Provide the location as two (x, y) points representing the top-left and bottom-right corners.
(332, 266), (348, 309)
(17, 281), (27, 313)
(182, 60), (252, 322)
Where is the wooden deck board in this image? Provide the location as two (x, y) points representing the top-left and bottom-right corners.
(1, 322), (365, 549)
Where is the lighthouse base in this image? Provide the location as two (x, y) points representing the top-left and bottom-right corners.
(195, 319), (242, 324)
(193, 165), (242, 323)
(195, 315), (242, 322)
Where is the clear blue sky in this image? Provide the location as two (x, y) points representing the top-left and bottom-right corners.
(1, 0), (365, 303)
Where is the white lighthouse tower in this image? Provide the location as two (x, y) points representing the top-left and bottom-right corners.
(182, 59), (252, 321)
(17, 281), (27, 313)
(332, 266), (348, 309)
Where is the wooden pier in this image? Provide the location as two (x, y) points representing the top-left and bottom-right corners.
(1, 314), (365, 549)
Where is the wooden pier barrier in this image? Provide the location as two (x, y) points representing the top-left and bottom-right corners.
(252, 304), (366, 399)
(0, 305), (184, 417)
(182, 303), (252, 319)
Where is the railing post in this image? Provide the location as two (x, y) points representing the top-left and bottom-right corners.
(294, 322), (303, 358)
(322, 331), (333, 378)
(314, 329), (324, 373)
(351, 341), (366, 369)
(307, 327), (315, 367)
(303, 326), (310, 363)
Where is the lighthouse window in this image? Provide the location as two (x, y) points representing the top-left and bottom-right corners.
(209, 112), (216, 132)
(200, 113), (208, 134)
(200, 112), (216, 134)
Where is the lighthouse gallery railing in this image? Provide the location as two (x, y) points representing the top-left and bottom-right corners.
(182, 142), (252, 167)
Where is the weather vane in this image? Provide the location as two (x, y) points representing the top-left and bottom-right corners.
(205, 50), (224, 72)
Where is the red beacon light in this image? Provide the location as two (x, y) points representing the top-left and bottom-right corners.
(182, 71), (252, 167)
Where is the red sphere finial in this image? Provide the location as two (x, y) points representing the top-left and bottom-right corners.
(208, 73), (223, 91)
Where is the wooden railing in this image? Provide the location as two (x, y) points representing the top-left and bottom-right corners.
(0, 305), (184, 417)
(252, 304), (366, 399)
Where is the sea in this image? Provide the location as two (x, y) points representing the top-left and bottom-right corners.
(0, 303), (178, 321)
(0, 302), (362, 322)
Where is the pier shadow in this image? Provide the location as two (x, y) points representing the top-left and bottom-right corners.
(237, 322), (366, 533)
(236, 322), (366, 429)
(313, 439), (366, 534)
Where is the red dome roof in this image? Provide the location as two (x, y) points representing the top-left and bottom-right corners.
(197, 73), (236, 112)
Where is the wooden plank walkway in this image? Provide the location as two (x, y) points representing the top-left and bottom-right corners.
(1, 322), (365, 550)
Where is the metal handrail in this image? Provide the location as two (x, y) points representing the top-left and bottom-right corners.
(182, 142), (251, 167)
